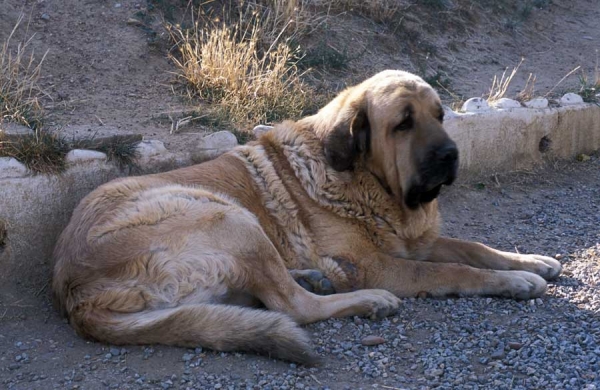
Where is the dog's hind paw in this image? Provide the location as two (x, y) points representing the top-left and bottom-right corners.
(289, 269), (336, 296)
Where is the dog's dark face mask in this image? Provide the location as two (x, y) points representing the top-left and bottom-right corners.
(322, 72), (458, 209)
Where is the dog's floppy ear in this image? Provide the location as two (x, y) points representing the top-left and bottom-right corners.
(323, 107), (370, 171)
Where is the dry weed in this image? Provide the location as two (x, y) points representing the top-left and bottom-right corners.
(0, 14), (47, 129)
(168, 11), (317, 129)
(317, 0), (405, 25)
(516, 73), (536, 102)
(486, 58), (524, 103)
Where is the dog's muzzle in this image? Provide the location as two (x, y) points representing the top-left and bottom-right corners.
(405, 140), (459, 209)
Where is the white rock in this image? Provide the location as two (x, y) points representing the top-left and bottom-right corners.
(524, 98), (549, 109)
(560, 93), (584, 106)
(197, 131), (238, 152)
(136, 140), (168, 158)
(491, 98), (522, 109)
(253, 125), (274, 137)
(442, 105), (459, 119)
(65, 149), (107, 163)
(0, 157), (29, 179)
(461, 97), (490, 113)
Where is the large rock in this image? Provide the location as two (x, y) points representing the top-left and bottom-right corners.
(524, 98), (549, 109)
(192, 131), (239, 162)
(560, 93), (584, 106)
(461, 97), (490, 113)
(0, 157), (29, 179)
(491, 98), (522, 109)
(65, 149), (108, 164)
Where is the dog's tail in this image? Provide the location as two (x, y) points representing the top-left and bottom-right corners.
(71, 304), (317, 364)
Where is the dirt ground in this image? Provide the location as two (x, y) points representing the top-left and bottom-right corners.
(1, 1), (600, 389)
(1, 0), (599, 152)
(1, 156), (599, 389)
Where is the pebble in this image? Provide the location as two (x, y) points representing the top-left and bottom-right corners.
(508, 342), (522, 350)
(361, 336), (385, 346)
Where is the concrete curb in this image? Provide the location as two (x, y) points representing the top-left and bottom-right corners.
(446, 102), (600, 176)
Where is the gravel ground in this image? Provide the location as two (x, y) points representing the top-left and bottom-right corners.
(1, 155), (599, 390)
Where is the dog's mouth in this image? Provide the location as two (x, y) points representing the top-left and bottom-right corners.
(404, 175), (455, 210)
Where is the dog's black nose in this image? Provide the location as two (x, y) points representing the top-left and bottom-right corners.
(435, 142), (459, 162)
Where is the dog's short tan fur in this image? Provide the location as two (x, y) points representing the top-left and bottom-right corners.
(53, 70), (561, 363)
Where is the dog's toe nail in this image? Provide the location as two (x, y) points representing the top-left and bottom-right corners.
(375, 307), (388, 319)
(297, 279), (314, 292)
(307, 270), (324, 282)
(319, 279), (334, 295)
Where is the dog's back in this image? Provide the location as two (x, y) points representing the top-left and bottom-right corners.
(52, 151), (318, 364)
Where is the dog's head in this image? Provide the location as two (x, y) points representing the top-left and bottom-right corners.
(314, 70), (458, 209)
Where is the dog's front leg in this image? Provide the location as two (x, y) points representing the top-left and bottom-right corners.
(364, 253), (549, 299)
(424, 237), (562, 280)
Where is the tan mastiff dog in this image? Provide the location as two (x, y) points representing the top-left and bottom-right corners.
(52, 70), (561, 363)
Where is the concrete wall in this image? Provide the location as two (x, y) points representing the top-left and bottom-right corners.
(446, 103), (600, 175)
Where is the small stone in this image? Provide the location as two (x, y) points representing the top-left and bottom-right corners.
(41, 13), (50, 20)
(416, 291), (428, 299)
(197, 131), (238, 152)
(424, 368), (444, 378)
(555, 254), (563, 260)
(182, 353), (194, 362)
(442, 105), (459, 118)
(560, 93), (584, 105)
(114, 3), (122, 8)
(136, 140), (168, 158)
(0, 157), (28, 179)
(253, 125), (274, 137)
(508, 342), (523, 350)
(491, 342), (505, 359)
(461, 97), (490, 113)
(576, 153), (591, 162)
(65, 149), (107, 164)
(524, 97), (548, 108)
(361, 336), (385, 346)
(127, 18), (143, 26)
(491, 98), (522, 109)
(110, 347), (120, 357)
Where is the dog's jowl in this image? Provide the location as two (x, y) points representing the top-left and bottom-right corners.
(52, 70), (561, 363)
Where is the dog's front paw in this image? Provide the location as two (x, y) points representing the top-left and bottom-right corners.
(358, 289), (402, 320)
(517, 254), (562, 280)
(496, 271), (547, 300)
(290, 269), (335, 295)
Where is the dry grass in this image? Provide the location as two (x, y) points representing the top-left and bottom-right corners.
(168, 7), (319, 129)
(486, 58), (524, 103)
(516, 73), (537, 102)
(320, 0), (405, 25)
(0, 129), (69, 174)
(0, 14), (47, 129)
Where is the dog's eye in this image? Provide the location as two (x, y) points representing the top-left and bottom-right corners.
(394, 115), (413, 132)
(437, 112), (444, 123)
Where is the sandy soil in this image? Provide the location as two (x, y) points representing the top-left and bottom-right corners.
(1, 0), (599, 152)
